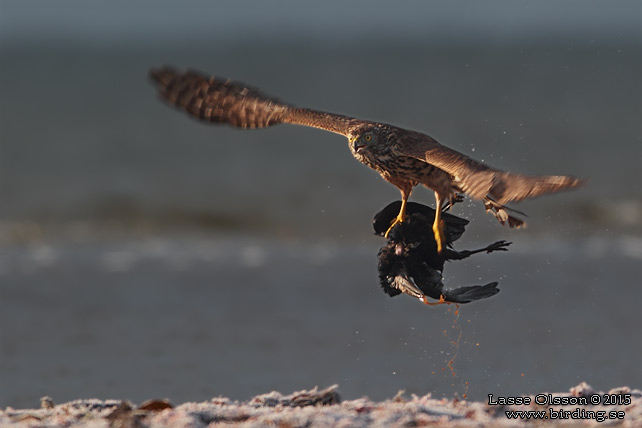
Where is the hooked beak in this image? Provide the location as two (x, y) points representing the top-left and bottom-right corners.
(350, 137), (366, 154)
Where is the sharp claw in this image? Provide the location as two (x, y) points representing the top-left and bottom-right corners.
(384, 213), (405, 238)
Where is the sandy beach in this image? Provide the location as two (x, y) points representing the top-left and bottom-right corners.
(2, 383), (640, 427)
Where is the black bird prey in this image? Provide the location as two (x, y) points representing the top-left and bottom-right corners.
(375, 201), (510, 305)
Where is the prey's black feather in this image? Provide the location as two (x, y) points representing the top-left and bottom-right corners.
(375, 201), (510, 304)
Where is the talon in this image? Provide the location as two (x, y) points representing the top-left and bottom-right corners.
(384, 213), (405, 238)
(384, 196), (409, 238)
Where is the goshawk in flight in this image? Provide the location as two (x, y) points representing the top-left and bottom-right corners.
(149, 67), (585, 251)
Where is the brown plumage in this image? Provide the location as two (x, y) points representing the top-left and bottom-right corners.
(149, 67), (585, 248)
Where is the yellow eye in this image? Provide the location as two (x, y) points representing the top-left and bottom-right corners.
(364, 134), (372, 142)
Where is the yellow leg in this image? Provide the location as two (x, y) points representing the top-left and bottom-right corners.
(433, 192), (446, 253)
(384, 190), (410, 238)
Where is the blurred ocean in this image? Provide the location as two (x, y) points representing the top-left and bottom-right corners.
(1, 0), (641, 410)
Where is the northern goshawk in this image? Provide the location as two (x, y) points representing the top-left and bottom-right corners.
(149, 67), (585, 251)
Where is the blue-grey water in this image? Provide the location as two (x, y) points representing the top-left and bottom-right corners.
(1, 0), (642, 409)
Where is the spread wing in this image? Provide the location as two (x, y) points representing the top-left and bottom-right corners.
(393, 130), (585, 204)
(149, 67), (360, 136)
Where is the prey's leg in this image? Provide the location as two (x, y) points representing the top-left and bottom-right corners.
(419, 294), (449, 306)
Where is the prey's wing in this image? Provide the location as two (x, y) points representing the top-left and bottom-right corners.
(393, 129), (585, 204)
